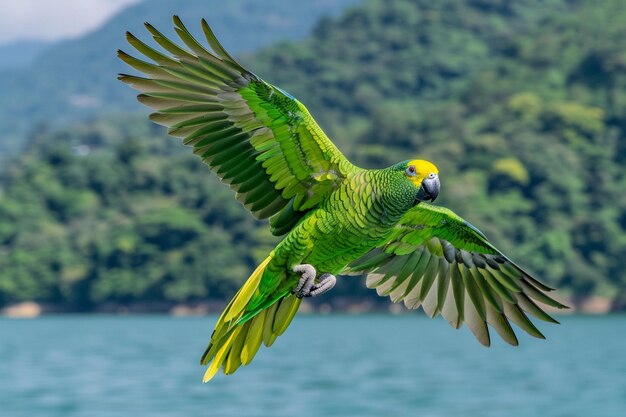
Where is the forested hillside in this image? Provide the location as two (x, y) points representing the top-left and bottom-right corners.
(252, 0), (626, 307)
(1, 0), (625, 311)
(0, 119), (272, 308)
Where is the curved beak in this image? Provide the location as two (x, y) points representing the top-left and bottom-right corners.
(416, 175), (440, 202)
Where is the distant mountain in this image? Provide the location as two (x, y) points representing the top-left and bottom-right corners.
(0, 0), (361, 154)
(0, 40), (49, 69)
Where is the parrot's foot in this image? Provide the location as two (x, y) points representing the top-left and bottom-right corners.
(292, 264), (337, 298)
(309, 273), (337, 297)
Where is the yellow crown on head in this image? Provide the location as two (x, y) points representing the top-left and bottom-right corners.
(406, 159), (439, 185)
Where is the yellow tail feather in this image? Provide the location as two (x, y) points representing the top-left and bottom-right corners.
(200, 254), (302, 382)
(225, 255), (272, 322)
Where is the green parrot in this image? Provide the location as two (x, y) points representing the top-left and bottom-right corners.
(119, 17), (567, 382)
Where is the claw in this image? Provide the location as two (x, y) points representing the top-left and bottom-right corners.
(307, 273), (337, 297)
(292, 264), (316, 298)
(292, 265), (336, 298)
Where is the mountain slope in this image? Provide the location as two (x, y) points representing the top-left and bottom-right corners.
(0, 40), (49, 69)
(0, 0), (360, 154)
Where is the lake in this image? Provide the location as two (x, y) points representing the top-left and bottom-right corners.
(1, 315), (624, 417)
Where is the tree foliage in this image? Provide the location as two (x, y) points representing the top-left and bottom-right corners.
(1, 0), (626, 308)
(0, 118), (276, 308)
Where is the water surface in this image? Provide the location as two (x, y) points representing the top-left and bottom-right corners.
(1, 315), (624, 417)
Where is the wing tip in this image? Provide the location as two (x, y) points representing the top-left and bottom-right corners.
(117, 72), (141, 83)
(172, 15), (185, 29)
(125, 30), (136, 42)
(117, 49), (131, 60)
(480, 337), (491, 348)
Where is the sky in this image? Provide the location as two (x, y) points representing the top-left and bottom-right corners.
(0, 0), (141, 45)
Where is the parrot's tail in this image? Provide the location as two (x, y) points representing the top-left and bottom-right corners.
(200, 253), (301, 382)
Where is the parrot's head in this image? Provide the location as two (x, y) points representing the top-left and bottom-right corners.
(401, 159), (440, 203)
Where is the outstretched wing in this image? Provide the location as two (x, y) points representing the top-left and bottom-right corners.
(118, 17), (355, 235)
(345, 203), (568, 346)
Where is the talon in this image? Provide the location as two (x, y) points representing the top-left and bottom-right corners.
(307, 273), (337, 297)
(292, 264), (316, 298)
(292, 265), (336, 298)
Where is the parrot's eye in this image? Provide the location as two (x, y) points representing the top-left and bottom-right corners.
(406, 166), (416, 177)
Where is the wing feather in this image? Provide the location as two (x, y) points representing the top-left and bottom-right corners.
(119, 17), (356, 235)
(345, 203), (567, 346)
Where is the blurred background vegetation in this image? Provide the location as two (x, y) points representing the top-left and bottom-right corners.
(1, 0), (625, 312)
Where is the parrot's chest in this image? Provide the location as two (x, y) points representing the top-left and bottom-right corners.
(303, 202), (399, 273)
(283, 172), (413, 273)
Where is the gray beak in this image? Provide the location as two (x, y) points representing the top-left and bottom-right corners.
(416, 175), (440, 202)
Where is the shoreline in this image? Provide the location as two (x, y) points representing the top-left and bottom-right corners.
(0, 295), (620, 318)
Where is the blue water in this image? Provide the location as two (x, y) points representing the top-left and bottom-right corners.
(1, 315), (624, 417)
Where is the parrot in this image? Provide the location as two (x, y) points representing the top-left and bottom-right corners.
(118, 16), (568, 382)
